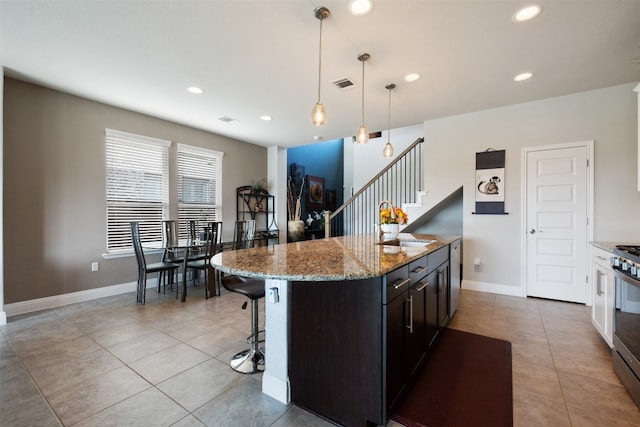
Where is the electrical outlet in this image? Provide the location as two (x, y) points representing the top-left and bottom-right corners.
(473, 257), (480, 272)
(91, 262), (99, 272)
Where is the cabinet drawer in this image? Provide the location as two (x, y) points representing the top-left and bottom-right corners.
(385, 265), (410, 303)
(592, 246), (613, 270)
(409, 256), (428, 283)
(427, 246), (449, 274)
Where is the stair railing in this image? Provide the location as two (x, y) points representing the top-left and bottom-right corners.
(324, 137), (424, 238)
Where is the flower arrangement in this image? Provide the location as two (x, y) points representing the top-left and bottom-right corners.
(380, 206), (408, 225)
(306, 210), (328, 228)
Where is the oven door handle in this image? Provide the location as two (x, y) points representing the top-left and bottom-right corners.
(615, 269), (640, 287)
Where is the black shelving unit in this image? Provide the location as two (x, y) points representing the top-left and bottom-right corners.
(236, 185), (279, 246)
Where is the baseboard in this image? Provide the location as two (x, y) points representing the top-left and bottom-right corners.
(3, 279), (158, 318)
(462, 279), (525, 298)
(262, 372), (290, 404)
(0, 311), (6, 326)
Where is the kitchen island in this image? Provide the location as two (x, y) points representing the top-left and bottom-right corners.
(211, 233), (460, 426)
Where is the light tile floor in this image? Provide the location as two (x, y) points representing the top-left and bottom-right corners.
(1, 287), (639, 426)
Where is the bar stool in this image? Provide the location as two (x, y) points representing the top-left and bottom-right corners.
(221, 220), (265, 373)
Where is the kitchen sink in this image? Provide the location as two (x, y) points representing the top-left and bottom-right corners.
(381, 239), (436, 247)
(400, 240), (435, 247)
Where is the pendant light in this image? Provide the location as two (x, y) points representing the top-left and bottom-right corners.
(383, 84), (395, 157)
(311, 7), (330, 126)
(356, 53), (370, 144)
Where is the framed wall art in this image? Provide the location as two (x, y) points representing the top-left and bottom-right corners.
(306, 175), (324, 210)
(474, 149), (508, 214)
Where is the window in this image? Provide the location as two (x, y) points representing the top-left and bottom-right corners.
(105, 129), (170, 252)
(177, 144), (223, 238)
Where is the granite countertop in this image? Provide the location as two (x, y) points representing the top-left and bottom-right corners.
(210, 233), (460, 281)
(592, 241), (620, 253)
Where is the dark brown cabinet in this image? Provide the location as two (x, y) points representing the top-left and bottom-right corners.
(289, 244), (455, 427)
(425, 268), (439, 347)
(437, 261), (450, 328)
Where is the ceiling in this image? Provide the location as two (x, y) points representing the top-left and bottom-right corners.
(1, 1), (639, 149)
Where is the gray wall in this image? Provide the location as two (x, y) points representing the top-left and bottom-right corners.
(423, 83), (640, 295)
(3, 78), (267, 304)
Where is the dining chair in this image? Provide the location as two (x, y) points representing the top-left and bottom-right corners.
(187, 219), (210, 262)
(231, 219), (256, 250)
(161, 220), (184, 263)
(130, 222), (180, 305)
(186, 221), (223, 298)
(221, 220), (265, 373)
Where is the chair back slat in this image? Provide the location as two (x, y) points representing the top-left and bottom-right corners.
(188, 220), (198, 241)
(204, 221), (223, 258)
(162, 220), (179, 247)
(232, 220), (256, 250)
(130, 222), (146, 270)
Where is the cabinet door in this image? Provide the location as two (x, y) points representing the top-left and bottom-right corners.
(437, 262), (450, 328)
(449, 241), (461, 316)
(386, 294), (407, 413)
(604, 267), (614, 346)
(407, 278), (428, 377)
(591, 246), (614, 348)
(426, 270), (439, 348)
(591, 263), (606, 337)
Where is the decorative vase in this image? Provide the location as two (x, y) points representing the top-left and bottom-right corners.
(380, 223), (400, 241)
(287, 220), (305, 242)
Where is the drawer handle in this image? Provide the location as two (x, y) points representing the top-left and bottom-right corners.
(596, 256), (607, 261)
(392, 278), (411, 290)
(411, 265), (427, 274)
(415, 280), (429, 292)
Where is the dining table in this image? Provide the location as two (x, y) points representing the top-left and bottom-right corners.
(145, 238), (208, 302)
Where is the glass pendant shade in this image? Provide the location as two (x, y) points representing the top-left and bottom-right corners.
(383, 142), (394, 157)
(356, 125), (369, 144)
(383, 83), (396, 157)
(356, 53), (370, 144)
(311, 7), (330, 126)
(311, 101), (326, 126)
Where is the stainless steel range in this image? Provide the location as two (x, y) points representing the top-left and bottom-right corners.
(612, 245), (640, 407)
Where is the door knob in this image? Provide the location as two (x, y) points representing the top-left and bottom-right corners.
(529, 228), (536, 234)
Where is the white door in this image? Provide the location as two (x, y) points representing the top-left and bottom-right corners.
(525, 144), (590, 303)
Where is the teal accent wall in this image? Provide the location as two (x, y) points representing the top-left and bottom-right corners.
(287, 139), (344, 227)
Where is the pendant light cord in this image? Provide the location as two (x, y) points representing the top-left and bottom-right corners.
(361, 57), (365, 125)
(387, 86), (391, 143)
(317, 18), (323, 102)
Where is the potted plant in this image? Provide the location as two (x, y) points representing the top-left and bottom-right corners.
(251, 178), (266, 195)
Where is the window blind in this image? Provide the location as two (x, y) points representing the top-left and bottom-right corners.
(105, 129), (170, 252)
(177, 144), (223, 238)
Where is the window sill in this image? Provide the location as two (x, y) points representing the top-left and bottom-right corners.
(102, 248), (164, 260)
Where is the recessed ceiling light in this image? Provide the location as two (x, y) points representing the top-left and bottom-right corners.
(187, 86), (204, 94)
(348, 0), (374, 16)
(513, 72), (534, 82)
(513, 4), (543, 22)
(260, 115), (272, 121)
(404, 73), (421, 82)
